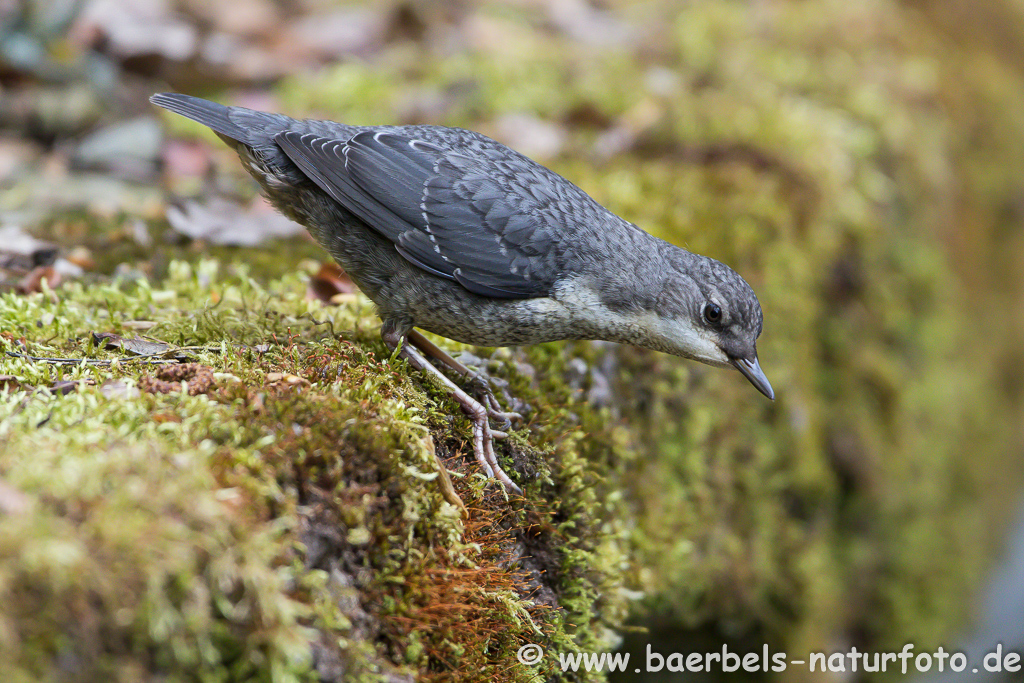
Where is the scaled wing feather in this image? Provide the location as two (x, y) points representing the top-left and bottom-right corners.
(274, 129), (558, 299)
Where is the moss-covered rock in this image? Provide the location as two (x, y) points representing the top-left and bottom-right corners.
(271, 0), (1024, 671)
(3, 0), (1024, 680)
(0, 261), (634, 682)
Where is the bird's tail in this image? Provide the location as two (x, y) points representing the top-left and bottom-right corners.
(150, 93), (287, 147)
(150, 93), (246, 140)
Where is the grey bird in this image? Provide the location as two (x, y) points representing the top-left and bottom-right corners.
(150, 93), (774, 494)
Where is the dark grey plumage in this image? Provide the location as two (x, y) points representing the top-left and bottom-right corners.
(150, 93), (773, 492)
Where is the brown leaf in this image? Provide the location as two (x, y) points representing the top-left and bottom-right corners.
(265, 372), (309, 387)
(79, 0), (199, 62)
(307, 262), (357, 303)
(66, 246), (95, 270)
(0, 375), (23, 392)
(285, 7), (387, 61)
(0, 225), (59, 269)
(17, 266), (60, 294)
(72, 117), (162, 178)
(94, 332), (171, 356)
(49, 379), (92, 395)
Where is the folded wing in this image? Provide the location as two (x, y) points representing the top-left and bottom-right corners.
(274, 129), (560, 299)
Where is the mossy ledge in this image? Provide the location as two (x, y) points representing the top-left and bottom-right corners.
(4, 0), (1024, 679)
(0, 262), (633, 683)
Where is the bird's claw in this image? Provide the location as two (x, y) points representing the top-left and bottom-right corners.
(457, 374), (522, 489)
(484, 392), (522, 421)
(490, 407), (523, 422)
(469, 374), (524, 430)
(395, 333), (524, 494)
(468, 405), (521, 495)
(487, 408), (521, 432)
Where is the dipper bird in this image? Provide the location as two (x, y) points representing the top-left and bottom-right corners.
(150, 93), (774, 494)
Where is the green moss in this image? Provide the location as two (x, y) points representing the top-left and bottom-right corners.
(589, 0), (1024, 661)
(0, 260), (634, 681)
(0, 391), (313, 682)
(4, 0), (1024, 680)
(272, 0), (1024, 667)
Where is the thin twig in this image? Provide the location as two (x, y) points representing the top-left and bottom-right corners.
(5, 352), (179, 366)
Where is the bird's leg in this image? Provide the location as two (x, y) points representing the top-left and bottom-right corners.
(407, 330), (523, 429)
(405, 348), (521, 493)
(383, 323), (522, 494)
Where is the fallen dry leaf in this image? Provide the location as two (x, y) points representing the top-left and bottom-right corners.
(48, 379), (93, 395)
(0, 375), (23, 392)
(66, 246), (95, 270)
(265, 372), (309, 387)
(94, 332), (171, 356)
(166, 197), (304, 246)
(79, 0), (199, 63)
(72, 116), (162, 179)
(285, 7), (387, 61)
(17, 266), (60, 294)
(0, 225), (59, 268)
(307, 261), (357, 303)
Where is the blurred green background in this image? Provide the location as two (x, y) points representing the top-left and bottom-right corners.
(2, 0), (1024, 681)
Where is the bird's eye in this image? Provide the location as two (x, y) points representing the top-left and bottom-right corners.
(704, 303), (722, 323)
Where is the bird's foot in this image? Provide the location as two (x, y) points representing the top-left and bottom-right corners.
(406, 330), (526, 430)
(464, 397), (523, 495)
(387, 325), (523, 494)
(468, 373), (524, 430)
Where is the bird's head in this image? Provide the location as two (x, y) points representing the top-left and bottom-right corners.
(649, 252), (774, 400)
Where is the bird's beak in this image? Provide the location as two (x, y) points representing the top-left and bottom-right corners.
(731, 356), (774, 400)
